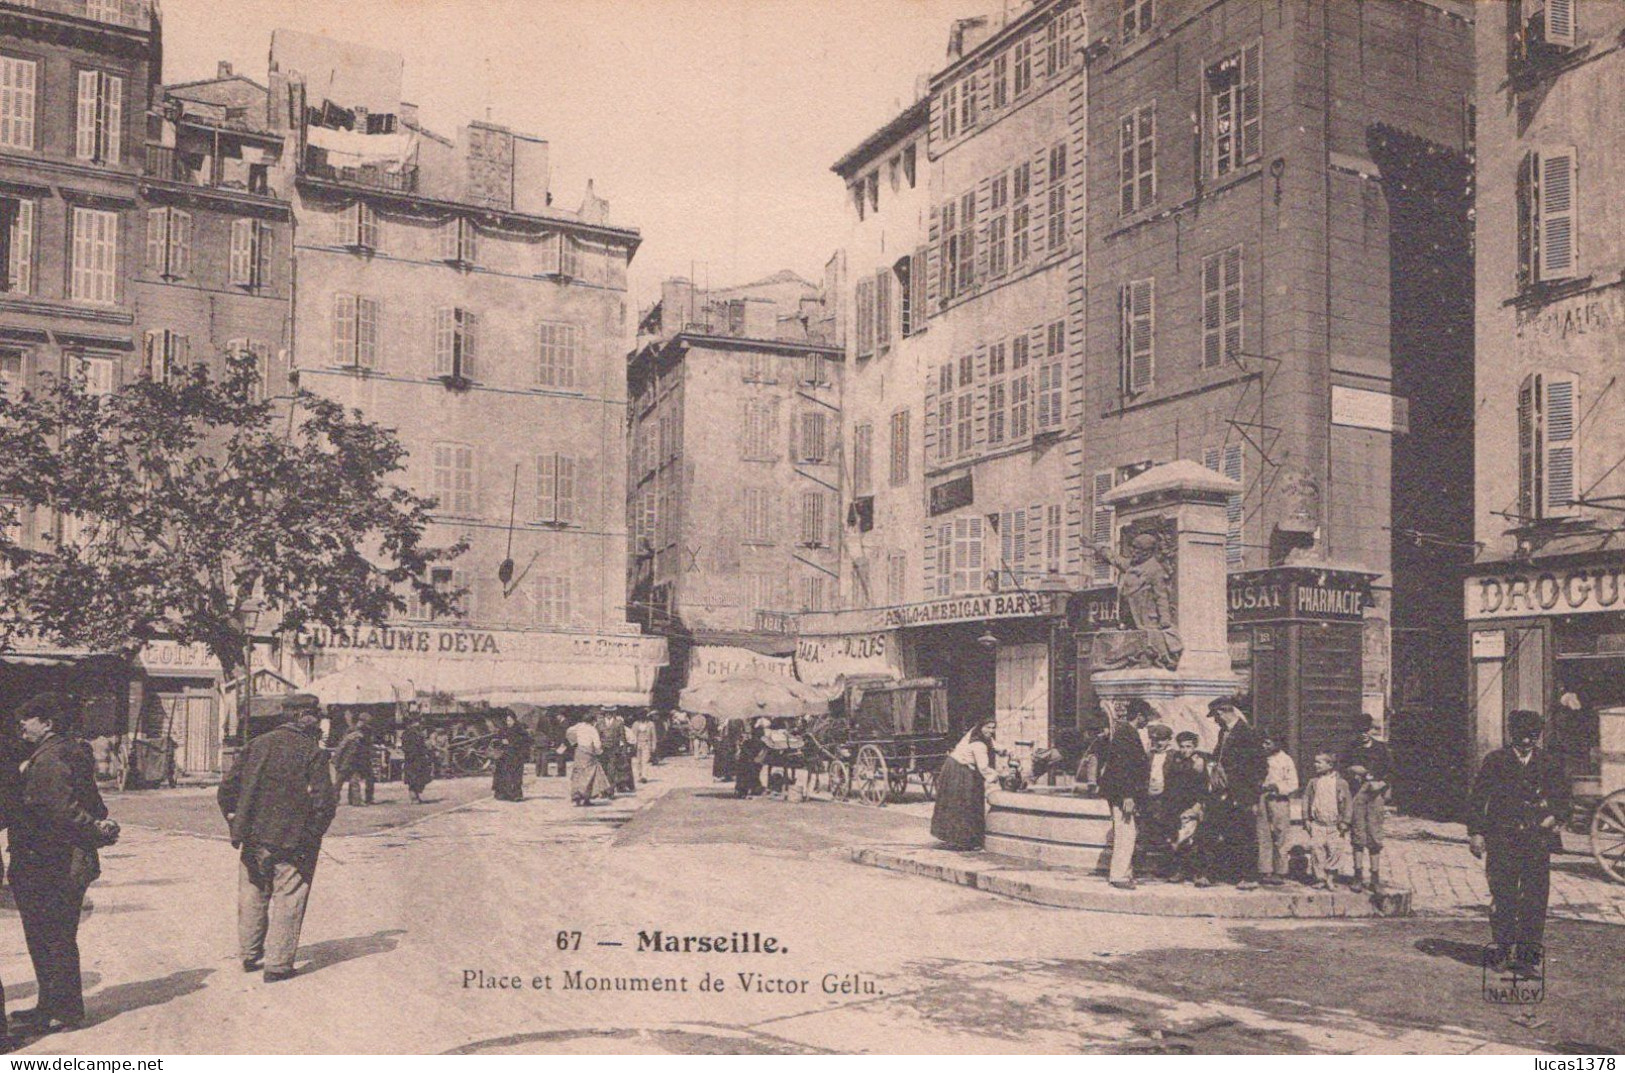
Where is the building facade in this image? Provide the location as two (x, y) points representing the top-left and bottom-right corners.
(626, 274), (840, 692)
(272, 32), (664, 709)
(1465, 0), (1625, 804)
(1081, 0), (1475, 800)
(815, 0), (1088, 765)
(0, 0), (161, 746)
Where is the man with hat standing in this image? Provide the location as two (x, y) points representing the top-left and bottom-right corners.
(8, 693), (117, 1034)
(1099, 699), (1154, 890)
(1196, 696), (1267, 889)
(1467, 709), (1570, 973)
(1343, 712), (1395, 892)
(217, 693), (337, 982)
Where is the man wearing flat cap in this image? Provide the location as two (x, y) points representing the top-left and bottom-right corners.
(218, 693), (337, 982)
(1466, 709), (1570, 973)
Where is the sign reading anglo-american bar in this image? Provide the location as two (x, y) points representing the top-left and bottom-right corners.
(1465, 561), (1625, 620)
(880, 591), (1057, 629)
(1227, 568), (1372, 623)
(927, 474), (973, 516)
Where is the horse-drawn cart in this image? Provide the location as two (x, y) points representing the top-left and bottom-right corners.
(810, 677), (952, 806)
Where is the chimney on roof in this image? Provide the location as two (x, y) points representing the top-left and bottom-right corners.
(218, 60), (233, 79)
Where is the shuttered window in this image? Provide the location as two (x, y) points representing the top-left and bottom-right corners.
(799, 491), (827, 547)
(142, 329), (189, 383)
(432, 441), (476, 516)
(70, 207), (119, 305)
(535, 453), (580, 523)
(1120, 103), (1156, 215)
(1518, 371), (1581, 521)
(1037, 320), (1065, 431)
(3, 197), (34, 294)
(1202, 245), (1243, 369)
(1122, 0), (1154, 43)
(1521, 148), (1578, 284)
(1, 55), (37, 150)
(854, 276), (875, 358)
(75, 69), (121, 163)
(989, 172), (1010, 278)
(887, 552), (907, 605)
(534, 576), (571, 627)
(1207, 41), (1261, 178)
(743, 488), (775, 542)
(950, 516), (985, 595)
(1010, 334), (1032, 441)
(874, 269), (892, 350)
(999, 509), (1027, 586)
(333, 293), (380, 368)
(1091, 472), (1116, 584)
(229, 218), (264, 287)
(337, 202), (379, 250)
(798, 410), (828, 463)
(537, 322), (579, 387)
(957, 190), (976, 293)
(145, 207), (191, 279)
(1011, 163), (1032, 268)
(889, 409), (910, 486)
(441, 217), (477, 265)
(1204, 445), (1245, 566)
(434, 308), (479, 379)
(852, 423), (873, 497)
(1120, 278), (1154, 395)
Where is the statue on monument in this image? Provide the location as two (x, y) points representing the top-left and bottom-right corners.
(1089, 529), (1183, 671)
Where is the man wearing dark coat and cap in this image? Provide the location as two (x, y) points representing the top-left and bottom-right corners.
(1467, 709), (1571, 974)
(218, 694), (337, 982)
(8, 693), (117, 1035)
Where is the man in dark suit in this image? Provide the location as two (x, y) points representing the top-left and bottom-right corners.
(1467, 709), (1571, 973)
(1196, 696), (1268, 889)
(1099, 698), (1154, 889)
(333, 712), (374, 806)
(9, 693), (117, 1034)
(218, 694), (337, 982)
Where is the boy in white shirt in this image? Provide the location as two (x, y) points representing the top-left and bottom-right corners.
(1257, 735), (1299, 886)
(1303, 751), (1352, 890)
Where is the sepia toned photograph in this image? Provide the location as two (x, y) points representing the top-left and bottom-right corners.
(0, 0), (1621, 1056)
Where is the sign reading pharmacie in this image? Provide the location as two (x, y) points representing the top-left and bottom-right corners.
(294, 623), (668, 665)
(1465, 560), (1625, 621)
(1227, 568), (1372, 624)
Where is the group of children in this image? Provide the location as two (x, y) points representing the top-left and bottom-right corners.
(1132, 714), (1392, 891)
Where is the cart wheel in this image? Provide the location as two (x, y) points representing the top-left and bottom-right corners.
(855, 744), (889, 806)
(1591, 788), (1625, 884)
(829, 759), (851, 801)
(919, 769), (937, 801)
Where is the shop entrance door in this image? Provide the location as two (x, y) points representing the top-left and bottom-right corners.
(996, 643), (1049, 775)
(165, 692), (219, 775)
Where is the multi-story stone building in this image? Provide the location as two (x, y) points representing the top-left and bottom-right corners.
(1465, 0), (1625, 805)
(1081, 0), (1475, 801)
(813, 0), (1087, 764)
(0, 0), (161, 740)
(268, 31), (665, 709)
(626, 273), (840, 693)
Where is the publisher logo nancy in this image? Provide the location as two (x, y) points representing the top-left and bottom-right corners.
(1481, 944), (1544, 1005)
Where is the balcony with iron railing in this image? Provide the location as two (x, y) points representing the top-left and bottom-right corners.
(301, 145), (419, 194)
(2, 0), (154, 30)
(144, 145), (276, 198)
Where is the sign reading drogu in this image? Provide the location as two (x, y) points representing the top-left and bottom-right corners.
(1466, 564), (1625, 620)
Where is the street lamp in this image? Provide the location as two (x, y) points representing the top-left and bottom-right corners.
(232, 600), (265, 753)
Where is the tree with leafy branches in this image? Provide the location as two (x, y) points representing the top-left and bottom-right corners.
(0, 350), (465, 689)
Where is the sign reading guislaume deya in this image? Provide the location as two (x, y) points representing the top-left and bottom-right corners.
(295, 624), (668, 664)
(1465, 563), (1625, 621)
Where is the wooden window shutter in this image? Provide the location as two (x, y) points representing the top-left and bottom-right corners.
(170, 209), (191, 277)
(1518, 151), (1536, 285)
(1517, 374), (1537, 521)
(875, 268), (892, 349)
(145, 208), (166, 272)
(1241, 40), (1262, 164)
(1535, 147), (1578, 281)
(1542, 372), (1580, 517)
(910, 247), (926, 333)
(356, 297), (380, 368)
(75, 70), (98, 160)
(1545, 0), (1576, 48)
(333, 293), (356, 364)
(1091, 471), (1116, 583)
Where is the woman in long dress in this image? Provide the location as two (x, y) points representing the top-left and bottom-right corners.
(931, 719), (1000, 850)
(491, 710), (529, 801)
(566, 713), (613, 806)
(400, 718), (434, 804)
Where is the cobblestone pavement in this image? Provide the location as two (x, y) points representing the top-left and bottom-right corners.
(1379, 815), (1625, 925)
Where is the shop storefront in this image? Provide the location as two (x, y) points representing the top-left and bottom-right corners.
(799, 592), (1072, 769)
(292, 623), (668, 710)
(0, 647), (134, 776)
(1225, 567), (1377, 773)
(136, 640), (224, 776)
(1464, 553), (1625, 801)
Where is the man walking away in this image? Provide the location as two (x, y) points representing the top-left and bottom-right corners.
(218, 694), (338, 982)
(9, 694), (118, 1034)
(334, 713), (374, 806)
(1344, 713), (1394, 892)
(1100, 699), (1154, 890)
(1257, 735), (1299, 886)
(1467, 709), (1570, 974)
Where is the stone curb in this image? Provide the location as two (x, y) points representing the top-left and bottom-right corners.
(851, 845), (1413, 918)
